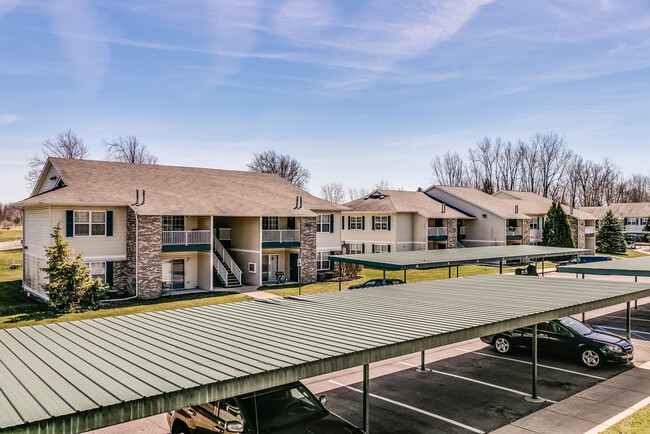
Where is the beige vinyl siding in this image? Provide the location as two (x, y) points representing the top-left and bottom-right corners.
(23, 205), (51, 258)
(198, 252), (211, 290)
(315, 211), (341, 251)
(413, 214), (428, 250)
(49, 206), (127, 259)
(33, 163), (61, 195)
(395, 213), (415, 251)
(214, 216), (261, 286)
(427, 188), (505, 247)
(162, 252), (198, 289)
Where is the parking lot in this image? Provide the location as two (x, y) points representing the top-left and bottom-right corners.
(92, 290), (650, 434)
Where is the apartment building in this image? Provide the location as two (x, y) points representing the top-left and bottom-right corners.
(15, 158), (346, 300)
(582, 203), (650, 233)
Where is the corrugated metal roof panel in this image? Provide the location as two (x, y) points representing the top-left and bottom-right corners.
(2, 274), (649, 433)
(557, 256), (650, 277)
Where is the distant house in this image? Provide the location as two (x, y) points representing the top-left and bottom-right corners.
(341, 190), (473, 253)
(493, 191), (596, 252)
(425, 186), (532, 247)
(14, 158), (347, 300)
(581, 203), (650, 233)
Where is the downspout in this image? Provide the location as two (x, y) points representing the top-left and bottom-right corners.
(106, 204), (139, 302)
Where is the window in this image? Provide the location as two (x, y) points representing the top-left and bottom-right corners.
(350, 243), (363, 254)
(75, 211), (106, 236)
(83, 261), (106, 283)
(316, 214), (330, 232)
(374, 216), (389, 231)
(218, 398), (244, 427)
(162, 215), (185, 231)
(248, 262), (256, 273)
(373, 244), (389, 253)
(317, 252), (330, 270)
(530, 217), (539, 230)
(262, 216), (278, 230)
(350, 216), (363, 230)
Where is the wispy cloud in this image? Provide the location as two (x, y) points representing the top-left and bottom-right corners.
(0, 0), (20, 20)
(0, 114), (18, 125)
(49, 0), (110, 94)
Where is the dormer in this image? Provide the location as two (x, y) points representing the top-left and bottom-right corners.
(31, 159), (66, 196)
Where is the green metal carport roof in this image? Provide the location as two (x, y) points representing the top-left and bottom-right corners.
(2, 274), (649, 433)
(330, 245), (589, 270)
(557, 256), (650, 277)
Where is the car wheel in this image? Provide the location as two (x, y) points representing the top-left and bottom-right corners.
(172, 422), (191, 434)
(580, 348), (603, 368)
(493, 336), (512, 354)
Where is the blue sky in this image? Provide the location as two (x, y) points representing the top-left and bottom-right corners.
(1, 0), (650, 203)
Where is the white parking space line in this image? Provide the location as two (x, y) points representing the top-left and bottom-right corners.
(328, 380), (485, 434)
(606, 316), (650, 323)
(454, 348), (606, 380)
(398, 362), (557, 404)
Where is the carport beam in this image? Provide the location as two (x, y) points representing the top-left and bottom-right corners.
(525, 323), (545, 403)
(626, 301), (631, 340)
(363, 363), (370, 433)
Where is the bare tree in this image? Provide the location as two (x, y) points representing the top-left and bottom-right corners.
(497, 141), (524, 191)
(320, 183), (345, 204)
(247, 150), (311, 189)
(373, 179), (392, 191)
(431, 151), (466, 186)
(25, 130), (89, 188)
(104, 135), (158, 164)
(532, 132), (571, 199)
(0, 203), (22, 229)
(347, 187), (371, 201)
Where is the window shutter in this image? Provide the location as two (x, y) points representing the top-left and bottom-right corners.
(361, 216), (365, 230)
(372, 244), (375, 253)
(348, 216), (351, 228)
(330, 214), (334, 233)
(106, 261), (114, 287)
(388, 216), (391, 231)
(361, 244), (365, 253)
(372, 216), (375, 230)
(341, 216), (344, 230)
(66, 210), (74, 237)
(106, 211), (113, 236)
(388, 245), (391, 252)
(288, 217), (295, 230)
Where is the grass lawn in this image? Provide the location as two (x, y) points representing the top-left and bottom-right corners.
(600, 249), (649, 259)
(602, 403), (650, 433)
(0, 248), (252, 329)
(0, 229), (22, 242)
(261, 263), (523, 297)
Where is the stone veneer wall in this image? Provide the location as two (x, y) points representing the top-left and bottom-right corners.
(126, 209), (163, 299)
(522, 219), (531, 245)
(568, 216), (584, 248)
(111, 261), (128, 294)
(300, 217), (317, 283)
(446, 218), (458, 249)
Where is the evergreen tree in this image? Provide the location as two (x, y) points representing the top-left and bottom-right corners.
(596, 210), (627, 254)
(643, 217), (650, 232)
(542, 202), (575, 248)
(42, 223), (107, 312)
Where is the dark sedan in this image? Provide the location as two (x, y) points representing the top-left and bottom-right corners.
(481, 316), (633, 368)
(348, 278), (404, 289)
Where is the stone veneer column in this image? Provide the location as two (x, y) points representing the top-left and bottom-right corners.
(522, 219), (531, 245)
(446, 218), (458, 249)
(126, 208), (163, 299)
(568, 216), (581, 248)
(300, 217), (317, 284)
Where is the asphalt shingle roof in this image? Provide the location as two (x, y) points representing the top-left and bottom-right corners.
(344, 190), (473, 219)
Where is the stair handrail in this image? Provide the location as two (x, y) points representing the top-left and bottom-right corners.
(213, 252), (229, 286)
(213, 235), (242, 284)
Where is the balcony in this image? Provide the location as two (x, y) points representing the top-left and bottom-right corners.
(262, 229), (300, 248)
(162, 230), (211, 251)
(428, 227), (447, 240)
(506, 226), (522, 240)
(585, 226), (595, 237)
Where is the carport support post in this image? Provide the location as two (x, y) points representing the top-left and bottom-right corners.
(499, 260), (502, 274)
(338, 262), (342, 291)
(627, 301), (631, 340)
(404, 269), (406, 283)
(525, 323), (545, 403)
(363, 364), (370, 433)
(448, 266), (451, 279)
(542, 261), (544, 276)
(416, 350), (430, 373)
(635, 276), (638, 309)
(382, 269), (386, 284)
(456, 265), (459, 278)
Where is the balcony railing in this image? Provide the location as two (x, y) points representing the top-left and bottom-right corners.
(585, 226), (595, 235)
(262, 229), (300, 243)
(428, 227), (448, 237)
(162, 230), (211, 245)
(507, 226), (522, 236)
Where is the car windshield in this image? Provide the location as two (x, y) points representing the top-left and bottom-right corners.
(240, 384), (327, 433)
(558, 317), (592, 336)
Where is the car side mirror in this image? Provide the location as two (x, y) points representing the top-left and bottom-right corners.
(319, 395), (328, 406)
(225, 421), (244, 433)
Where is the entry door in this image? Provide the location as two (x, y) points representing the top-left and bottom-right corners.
(290, 253), (299, 282)
(262, 255), (279, 281)
(171, 259), (185, 289)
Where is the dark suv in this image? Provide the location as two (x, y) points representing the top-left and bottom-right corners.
(481, 317), (633, 368)
(167, 381), (363, 434)
(348, 278), (404, 289)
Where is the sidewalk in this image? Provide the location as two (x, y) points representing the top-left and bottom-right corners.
(227, 284), (282, 300)
(493, 361), (650, 434)
(0, 240), (21, 251)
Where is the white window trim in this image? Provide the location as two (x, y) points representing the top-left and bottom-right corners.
(162, 215), (186, 232)
(262, 217), (279, 230)
(83, 261), (106, 283)
(316, 251), (330, 271)
(374, 216), (389, 231)
(74, 210), (107, 237)
(248, 262), (256, 273)
(350, 216), (363, 230)
(374, 244), (389, 253)
(316, 214), (330, 233)
(350, 243), (363, 254)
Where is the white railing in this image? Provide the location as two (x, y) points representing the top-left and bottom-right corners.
(428, 227), (448, 237)
(585, 226), (595, 235)
(262, 229), (300, 243)
(218, 228), (231, 240)
(213, 236), (242, 284)
(213, 252), (229, 286)
(459, 227), (466, 235)
(162, 230), (211, 245)
(507, 226), (522, 236)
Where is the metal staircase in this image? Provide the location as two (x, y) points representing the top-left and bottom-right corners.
(457, 241), (466, 248)
(213, 235), (242, 287)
